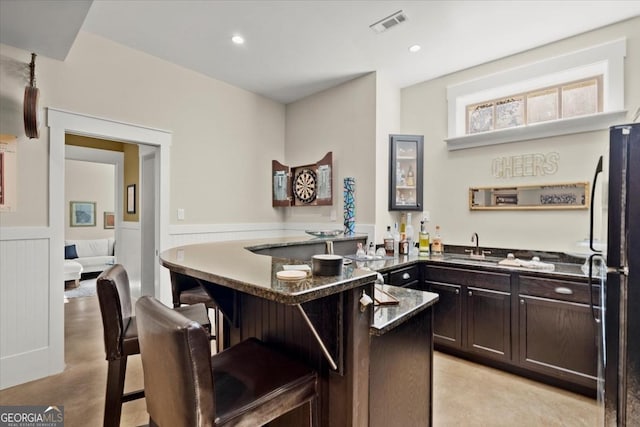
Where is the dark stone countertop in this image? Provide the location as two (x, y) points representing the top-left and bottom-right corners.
(160, 236), (379, 305)
(371, 285), (439, 336)
(161, 236), (591, 336)
(355, 246), (590, 281)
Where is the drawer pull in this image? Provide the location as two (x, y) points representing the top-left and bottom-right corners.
(402, 272), (411, 280)
(554, 287), (573, 295)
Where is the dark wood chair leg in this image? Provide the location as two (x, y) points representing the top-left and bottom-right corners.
(104, 357), (127, 427)
(310, 396), (319, 427)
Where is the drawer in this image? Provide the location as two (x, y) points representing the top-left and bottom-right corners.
(389, 265), (420, 287)
(423, 265), (510, 293)
(519, 276), (599, 305)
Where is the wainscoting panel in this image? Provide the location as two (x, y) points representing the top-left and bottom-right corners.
(167, 222), (375, 248)
(0, 234), (58, 389)
(118, 222), (142, 285)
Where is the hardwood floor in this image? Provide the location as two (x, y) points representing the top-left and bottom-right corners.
(0, 295), (599, 426)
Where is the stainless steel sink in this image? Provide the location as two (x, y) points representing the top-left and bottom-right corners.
(444, 256), (500, 267)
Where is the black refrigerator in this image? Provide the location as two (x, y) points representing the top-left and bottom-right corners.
(591, 123), (640, 426)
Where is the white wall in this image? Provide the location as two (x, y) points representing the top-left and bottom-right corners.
(65, 159), (115, 240)
(400, 17), (640, 253)
(284, 73), (377, 232)
(374, 72), (402, 243)
(0, 31), (286, 228)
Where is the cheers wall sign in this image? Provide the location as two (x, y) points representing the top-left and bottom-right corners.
(492, 152), (559, 178)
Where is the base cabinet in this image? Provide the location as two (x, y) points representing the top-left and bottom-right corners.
(421, 266), (512, 363)
(427, 281), (462, 349)
(518, 276), (598, 389)
(421, 264), (598, 393)
(466, 287), (511, 362)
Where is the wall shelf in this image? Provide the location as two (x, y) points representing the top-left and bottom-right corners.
(446, 110), (627, 151)
(469, 182), (589, 210)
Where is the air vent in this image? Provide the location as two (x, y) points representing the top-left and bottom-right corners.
(370, 10), (408, 33)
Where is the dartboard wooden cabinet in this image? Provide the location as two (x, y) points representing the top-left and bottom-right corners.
(272, 152), (333, 207)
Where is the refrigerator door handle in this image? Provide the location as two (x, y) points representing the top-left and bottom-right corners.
(589, 156), (603, 253)
(588, 253), (602, 323)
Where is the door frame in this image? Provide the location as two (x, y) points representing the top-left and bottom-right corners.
(48, 108), (172, 369)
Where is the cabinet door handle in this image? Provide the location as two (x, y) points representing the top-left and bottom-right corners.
(468, 291), (473, 297)
(520, 299), (525, 305)
(554, 287), (573, 295)
(402, 272), (411, 280)
(455, 289), (460, 295)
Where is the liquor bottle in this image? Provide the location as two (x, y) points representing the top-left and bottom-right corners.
(432, 225), (444, 256)
(419, 220), (430, 256)
(399, 233), (408, 255)
(405, 213), (414, 254)
(406, 165), (415, 187)
(383, 226), (394, 256)
(399, 213), (406, 234)
(393, 222), (400, 257)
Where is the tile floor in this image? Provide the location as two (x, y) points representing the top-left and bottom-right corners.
(0, 296), (599, 426)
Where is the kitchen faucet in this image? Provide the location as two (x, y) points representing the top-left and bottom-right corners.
(471, 232), (480, 255)
(467, 232), (490, 259)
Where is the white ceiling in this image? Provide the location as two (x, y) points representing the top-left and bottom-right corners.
(2, 1), (640, 104)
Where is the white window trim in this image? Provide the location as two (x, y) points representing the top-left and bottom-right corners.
(446, 38), (627, 150)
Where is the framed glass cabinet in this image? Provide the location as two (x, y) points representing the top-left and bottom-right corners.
(389, 134), (423, 211)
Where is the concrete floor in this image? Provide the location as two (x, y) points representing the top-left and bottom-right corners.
(0, 295), (599, 426)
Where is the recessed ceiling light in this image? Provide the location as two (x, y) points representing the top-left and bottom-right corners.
(408, 44), (421, 53)
(231, 35), (245, 45)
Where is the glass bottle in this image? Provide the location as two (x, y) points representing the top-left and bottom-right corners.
(432, 225), (444, 256)
(419, 220), (430, 256)
(383, 226), (394, 256)
(405, 213), (414, 254)
(406, 165), (415, 187)
(367, 241), (376, 258)
(393, 222), (400, 257)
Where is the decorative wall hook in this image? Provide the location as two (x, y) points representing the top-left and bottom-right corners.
(23, 53), (40, 139)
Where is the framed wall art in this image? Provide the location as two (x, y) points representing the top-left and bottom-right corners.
(104, 211), (115, 229)
(127, 184), (136, 214)
(70, 201), (96, 227)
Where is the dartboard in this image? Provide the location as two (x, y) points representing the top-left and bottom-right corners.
(294, 168), (317, 204)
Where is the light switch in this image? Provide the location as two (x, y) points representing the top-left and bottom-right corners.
(423, 210), (430, 222)
(177, 208), (185, 221)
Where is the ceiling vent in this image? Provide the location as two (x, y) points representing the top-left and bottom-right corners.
(369, 10), (407, 34)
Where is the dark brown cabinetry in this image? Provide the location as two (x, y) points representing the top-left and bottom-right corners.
(466, 286), (511, 361)
(387, 264), (420, 288)
(427, 282), (462, 348)
(419, 263), (598, 393)
(518, 276), (598, 389)
(421, 265), (512, 363)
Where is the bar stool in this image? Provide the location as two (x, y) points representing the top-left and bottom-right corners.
(96, 264), (211, 427)
(170, 271), (219, 342)
(136, 295), (319, 427)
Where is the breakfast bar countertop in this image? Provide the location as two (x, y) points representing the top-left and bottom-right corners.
(160, 235), (379, 305)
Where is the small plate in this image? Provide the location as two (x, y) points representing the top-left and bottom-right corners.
(305, 229), (343, 238)
(276, 270), (307, 281)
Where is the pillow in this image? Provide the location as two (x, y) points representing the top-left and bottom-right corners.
(65, 244), (78, 260)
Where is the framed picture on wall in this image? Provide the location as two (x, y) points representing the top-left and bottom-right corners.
(127, 184), (136, 214)
(70, 201), (96, 227)
(104, 211), (115, 229)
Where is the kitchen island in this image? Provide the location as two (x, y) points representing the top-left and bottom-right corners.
(160, 236), (439, 427)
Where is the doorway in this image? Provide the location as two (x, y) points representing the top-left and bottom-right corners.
(47, 108), (172, 378)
